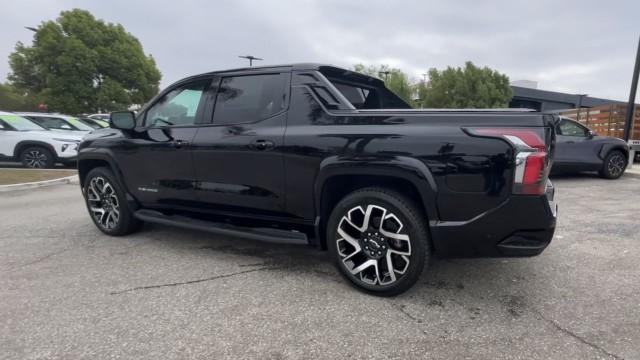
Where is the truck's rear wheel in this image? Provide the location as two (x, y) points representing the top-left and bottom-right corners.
(327, 187), (429, 296)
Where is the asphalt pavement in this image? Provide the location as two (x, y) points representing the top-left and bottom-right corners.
(1, 174), (639, 359)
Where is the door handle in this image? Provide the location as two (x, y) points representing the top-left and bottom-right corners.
(169, 140), (189, 148)
(566, 141), (575, 144)
(251, 139), (275, 151)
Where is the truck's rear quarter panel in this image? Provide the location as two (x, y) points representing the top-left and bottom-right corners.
(285, 85), (556, 257)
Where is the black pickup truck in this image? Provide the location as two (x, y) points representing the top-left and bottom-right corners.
(78, 63), (558, 295)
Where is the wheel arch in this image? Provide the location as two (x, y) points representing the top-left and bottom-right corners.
(14, 141), (57, 159)
(599, 143), (629, 161)
(314, 156), (438, 250)
(78, 153), (130, 193)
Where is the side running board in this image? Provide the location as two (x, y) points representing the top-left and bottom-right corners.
(134, 209), (308, 245)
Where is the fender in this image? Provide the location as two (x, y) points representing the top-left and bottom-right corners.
(14, 140), (57, 159)
(313, 155), (439, 222)
(77, 149), (139, 209)
(598, 142), (629, 160)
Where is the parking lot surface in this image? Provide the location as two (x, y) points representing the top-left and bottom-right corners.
(1, 174), (639, 359)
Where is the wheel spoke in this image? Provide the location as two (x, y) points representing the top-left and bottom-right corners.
(350, 259), (380, 284)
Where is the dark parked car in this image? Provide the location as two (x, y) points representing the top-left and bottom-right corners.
(553, 116), (630, 179)
(77, 64), (558, 295)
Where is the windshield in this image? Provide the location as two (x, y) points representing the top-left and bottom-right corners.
(0, 114), (46, 131)
(94, 119), (109, 127)
(65, 117), (94, 131)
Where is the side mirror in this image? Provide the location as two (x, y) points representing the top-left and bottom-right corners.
(588, 130), (597, 138)
(110, 111), (136, 130)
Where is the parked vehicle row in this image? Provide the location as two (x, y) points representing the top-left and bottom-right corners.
(0, 110), (115, 168)
(0, 111), (84, 168)
(17, 112), (94, 133)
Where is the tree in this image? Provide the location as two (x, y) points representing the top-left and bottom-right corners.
(7, 9), (161, 114)
(420, 61), (512, 108)
(353, 64), (415, 105)
(0, 82), (39, 111)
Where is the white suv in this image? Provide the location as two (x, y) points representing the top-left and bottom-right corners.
(0, 111), (84, 168)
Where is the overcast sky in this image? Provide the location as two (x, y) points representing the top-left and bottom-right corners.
(1, 0), (638, 101)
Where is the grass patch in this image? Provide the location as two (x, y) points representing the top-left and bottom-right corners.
(0, 169), (77, 185)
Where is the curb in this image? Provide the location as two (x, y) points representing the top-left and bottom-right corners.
(0, 175), (79, 193)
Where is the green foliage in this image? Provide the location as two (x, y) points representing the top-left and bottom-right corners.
(353, 64), (415, 105)
(420, 61), (512, 108)
(7, 9), (161, 114)
(0, 82), (39, 111)
(353, 61), (512, 109)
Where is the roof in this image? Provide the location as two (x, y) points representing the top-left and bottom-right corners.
(196, 63), (327, 76)
(511, 86), (625, 107)
(16, 112), (74, 118)
(167, 63), (382, 92)
(183, 63), (380, 82)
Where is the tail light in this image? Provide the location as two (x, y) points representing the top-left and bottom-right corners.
(465, 127), (550, 195)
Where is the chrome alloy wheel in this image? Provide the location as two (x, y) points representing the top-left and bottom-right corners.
(607, 153), (626, 177)
(24, 150), (48, 168)
(336, 204), (411, 286)
(86, 177), (120, 230)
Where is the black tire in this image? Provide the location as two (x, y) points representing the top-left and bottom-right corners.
(20, 146), (55, 168)
(83, 167), (141, 236)
(599, 150), (626, 179)
(327, 187), (429, 296)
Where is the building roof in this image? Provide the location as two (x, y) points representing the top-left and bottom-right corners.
(511, 86), (625, 108)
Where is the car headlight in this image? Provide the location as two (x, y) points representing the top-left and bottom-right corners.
(61, 143), (78, 152)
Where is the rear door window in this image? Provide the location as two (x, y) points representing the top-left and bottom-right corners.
(32, 117), (74, 130)
(212, 73), (288, 125)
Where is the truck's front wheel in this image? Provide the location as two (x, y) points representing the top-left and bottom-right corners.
(327, 187), (429, 296)
(84, 167), (141, 236)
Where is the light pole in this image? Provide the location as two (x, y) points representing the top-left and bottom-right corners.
(576, 94), (587, 122)
(238, 55), (263, 67)
(623, 36), (639, 142)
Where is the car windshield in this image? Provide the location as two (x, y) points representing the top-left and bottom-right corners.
(0, 114), (46, 131)
(65, 117), (94, 131)
(93, 119), (109, 127)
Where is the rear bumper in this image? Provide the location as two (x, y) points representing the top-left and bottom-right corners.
(430, 181), (557, 258)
